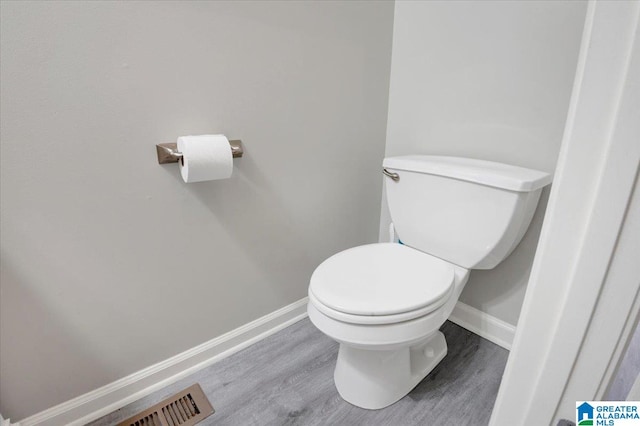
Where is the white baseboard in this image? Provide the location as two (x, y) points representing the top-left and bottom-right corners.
(1, 413), (20, 426)
(19, 298), (309, 426)
(18, 298), (511, 425)
(449, 301), (516, 350)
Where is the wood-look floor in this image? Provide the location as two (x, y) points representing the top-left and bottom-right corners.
(89, 318), (508, 426)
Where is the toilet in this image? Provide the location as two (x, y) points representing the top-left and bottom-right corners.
(307, 155), (552, 410)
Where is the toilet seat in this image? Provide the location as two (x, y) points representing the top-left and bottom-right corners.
(309, 243), (455, 325)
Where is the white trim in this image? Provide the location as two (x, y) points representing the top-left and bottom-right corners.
(1, 413), (20, 426)
(490, 1), (640, 425)
(449, 301), (515, 350)
(18, 298), (309, 426)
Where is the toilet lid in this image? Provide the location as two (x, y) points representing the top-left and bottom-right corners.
(309, 243), (455, 317)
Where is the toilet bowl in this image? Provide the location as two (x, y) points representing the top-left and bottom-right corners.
(308, 155), (551, 409)
(308, 243), (469, 409)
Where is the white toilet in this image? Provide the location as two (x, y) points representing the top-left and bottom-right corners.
(307, 155), (552, 410)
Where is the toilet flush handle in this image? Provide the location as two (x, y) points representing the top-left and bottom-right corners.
(382, 168), (400, 182)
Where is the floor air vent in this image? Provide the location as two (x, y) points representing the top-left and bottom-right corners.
(117, 384), (214, 426)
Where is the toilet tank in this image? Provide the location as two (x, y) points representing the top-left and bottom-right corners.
(383, 156), (552, 269)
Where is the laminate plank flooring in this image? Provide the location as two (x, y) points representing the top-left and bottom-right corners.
(89, 319), (508, 426)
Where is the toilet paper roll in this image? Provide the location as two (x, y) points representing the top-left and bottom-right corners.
(177, 134), (233, 183)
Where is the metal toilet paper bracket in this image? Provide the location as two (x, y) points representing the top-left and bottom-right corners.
(156, 139), (244, 164)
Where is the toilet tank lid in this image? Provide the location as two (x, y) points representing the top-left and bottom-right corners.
(383, 155), (553, 192)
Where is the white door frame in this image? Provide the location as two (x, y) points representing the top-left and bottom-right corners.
(489, 1), (640, 425)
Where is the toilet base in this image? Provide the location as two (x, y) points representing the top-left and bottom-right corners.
(333, 330), (447, 409)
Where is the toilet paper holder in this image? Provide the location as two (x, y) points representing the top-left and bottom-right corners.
(156, 139), (244, 164)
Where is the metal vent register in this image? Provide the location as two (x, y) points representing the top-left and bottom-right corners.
(117, 384), (214, 426)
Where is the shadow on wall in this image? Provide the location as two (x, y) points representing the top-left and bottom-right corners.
(460, 187), (552, 325)
(0, 253), (116, 420)
(162, 153), (314, 299)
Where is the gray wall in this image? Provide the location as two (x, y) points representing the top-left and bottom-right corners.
(608, 305), (640, 400)
(0, 1), (394, 419)
(380, 0), (587, 325)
